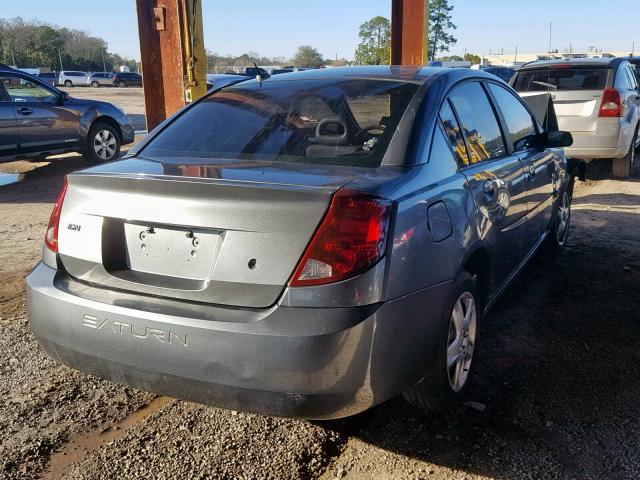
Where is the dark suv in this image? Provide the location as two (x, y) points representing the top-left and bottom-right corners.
(0, 64), (135, 162)
(113, 72), (142, 88)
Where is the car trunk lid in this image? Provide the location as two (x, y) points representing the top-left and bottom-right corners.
(57, 157), (363, 308)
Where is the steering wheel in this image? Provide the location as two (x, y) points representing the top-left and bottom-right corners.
(355, 124), (386, 139)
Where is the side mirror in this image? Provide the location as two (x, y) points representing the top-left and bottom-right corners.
(544, 130), (573, 148)
(59, 91), (70, 103)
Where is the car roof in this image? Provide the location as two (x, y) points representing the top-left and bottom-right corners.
(246, 65), (499, 85)
(519, 57), (625, 70)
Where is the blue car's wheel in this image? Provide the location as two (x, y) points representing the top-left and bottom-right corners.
(403, 271), (480, 412)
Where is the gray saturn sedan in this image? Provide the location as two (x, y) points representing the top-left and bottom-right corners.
(26, 66), (574, 419)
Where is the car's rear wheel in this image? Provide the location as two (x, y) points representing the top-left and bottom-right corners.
(118, 81), (126, 88)
(86, 122), (121, 162)
(403, 271), (479, 412)
(91, 81), (100, 88)
(64, 80), (73, 87)
(613, 124), (638, 178)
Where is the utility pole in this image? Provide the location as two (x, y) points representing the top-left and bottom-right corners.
(10, 48), (16, 67)
(135, 0), (207, 130)
(57, 49), (64, 71)
(101, 49), (107, 72)
(514, 45), (518, 64)
(390, 0), (429, 65)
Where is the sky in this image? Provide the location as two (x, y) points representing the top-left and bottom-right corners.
(2, 0), (639, 61)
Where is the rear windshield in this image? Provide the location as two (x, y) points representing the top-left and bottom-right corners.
(141, 78), (420, 167)
(513, 67), (610, 92)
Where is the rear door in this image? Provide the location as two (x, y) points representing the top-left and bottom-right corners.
(487, 82), (555, 251)
(513, 65), (611, 133)
(1, 73), (81, 154)
(0, 79), (19, 158)
(444, 81), (529, 288)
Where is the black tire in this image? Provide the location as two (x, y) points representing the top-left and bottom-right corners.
(64, 80), (73, 87)
(86, 122), (121, 163)
(544, 188), (572, 254)
(91, 81), (100, 88)
(613, 124), (638, 178)
(402, 271), (480, 412)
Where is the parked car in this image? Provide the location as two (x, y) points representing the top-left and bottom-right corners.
(205, 73), (249, 90)
(271, 68), (294, 75)
(626, 56), (640, 84)
(27, 66), (574, 419)
(88, 72), (115, 87)
(59, 70), (90, 87)
(477, 66), (516, 82)
(113, 72), (142, 87)
(0, 65), (135, 162)
(511, 58), (640, 177)
(244, 66), (270, 79)
(37, 72), (58, 87)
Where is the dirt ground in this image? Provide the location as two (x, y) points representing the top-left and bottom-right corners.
(0, 145), (639, 479)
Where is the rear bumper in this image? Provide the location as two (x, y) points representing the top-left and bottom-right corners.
(27, 263), (451, 419)
(562, 117), (634, 160)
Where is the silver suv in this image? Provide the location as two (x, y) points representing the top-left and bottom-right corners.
(58, 70), (89, 87)
(511, 58), (640, 177)
(88, 72), (115, 87)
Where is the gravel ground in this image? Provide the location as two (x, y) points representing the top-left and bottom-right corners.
(0, 150), (639, 479)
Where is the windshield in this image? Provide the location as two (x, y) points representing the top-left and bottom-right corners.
(141, 78), (421, 167)
(513, 66), (610, 92)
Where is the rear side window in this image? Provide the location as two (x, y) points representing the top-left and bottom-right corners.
(448, 82), (506, 163)
(142, 79), (420, 167)
(487, 83), (537, 152)
(439, 100), (469, 166)
(513, 67), (609, 91)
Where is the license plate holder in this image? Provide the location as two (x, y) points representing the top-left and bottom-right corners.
(123, 223), (220, 281)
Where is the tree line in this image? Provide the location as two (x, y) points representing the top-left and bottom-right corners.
(355, 0), (463, 65)
(0, 17), (139, 72)
(1, 1), (461, 75)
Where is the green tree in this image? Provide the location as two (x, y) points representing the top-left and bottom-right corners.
(354, 16), (391, 65)
(464, 52), (482, 65)
(428, 0), (457, 61)
(292, 45), (324, 68)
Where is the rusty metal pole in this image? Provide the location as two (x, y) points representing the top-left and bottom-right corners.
(136, 0), (207, 131)
(391, 0), (429, 65)
(136, 0), (185, 131)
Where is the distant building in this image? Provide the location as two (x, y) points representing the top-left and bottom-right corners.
(482, 50), (632, 67)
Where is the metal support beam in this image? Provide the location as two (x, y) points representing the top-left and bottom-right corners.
(136, 0), (207, 131)
(391, 0), (429, 65)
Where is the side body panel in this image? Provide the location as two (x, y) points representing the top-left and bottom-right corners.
(0, 89), (19, 157)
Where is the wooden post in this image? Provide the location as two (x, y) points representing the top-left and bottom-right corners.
(136, 0), (186, 131)
(391, 0), (429, 65)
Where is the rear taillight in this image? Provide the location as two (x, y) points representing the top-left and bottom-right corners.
(599, 88), (622, 117)
(45, 177), (68, 253)
(289, 189), (391, 287)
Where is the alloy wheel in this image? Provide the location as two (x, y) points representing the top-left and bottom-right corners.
(446, 291), (477, 392)
(93, 130), (117, 161)
(556, 191), (571, 247)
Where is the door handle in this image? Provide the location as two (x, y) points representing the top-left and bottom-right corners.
(17, 107), (33, 115)
(528, 164), (536, 178)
